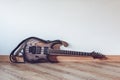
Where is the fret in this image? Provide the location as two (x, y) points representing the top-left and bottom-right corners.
(70, 51), (71, 54)
(76, 52), (78, 55)
(72, 51), (75, 55)
(84, 52), (86, 55)
(65, 51), (68, 54)
(71, 51), (75, 55)
(80, 52), (83, 56)
(88, 53), (91, 56)
(75, 51), (79, 55)
(71, 51), (74, 55)
(77, 52), (80, 55)
(80, 52), (82, 55)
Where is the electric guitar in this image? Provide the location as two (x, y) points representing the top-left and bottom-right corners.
(22, 38), (107, 63)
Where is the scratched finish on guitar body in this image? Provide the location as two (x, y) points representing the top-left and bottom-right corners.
(0, 61), (120, 80)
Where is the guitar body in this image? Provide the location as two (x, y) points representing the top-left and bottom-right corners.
(24, 38), (68, 63)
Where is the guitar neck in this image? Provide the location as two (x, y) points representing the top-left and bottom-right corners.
(28, 46), (106, 59)
(49, 49), (92, 56)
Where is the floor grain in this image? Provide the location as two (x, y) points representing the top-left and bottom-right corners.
(0, 61), (120, 80)
(0, 55), (120, 80)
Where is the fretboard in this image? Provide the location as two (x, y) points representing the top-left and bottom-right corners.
(28, 46), (105, 59)
(49, 49), (92, 56)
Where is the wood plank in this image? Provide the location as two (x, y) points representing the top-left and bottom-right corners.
(0, 55), (120, 80)
(0, 61), (120, 80)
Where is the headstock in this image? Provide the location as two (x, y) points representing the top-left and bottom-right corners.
(91, 51), (107, 59)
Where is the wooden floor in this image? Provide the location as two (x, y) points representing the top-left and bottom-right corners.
(0, 56), (120, 80)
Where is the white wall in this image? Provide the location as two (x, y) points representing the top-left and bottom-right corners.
(0, 0), (120, 55)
